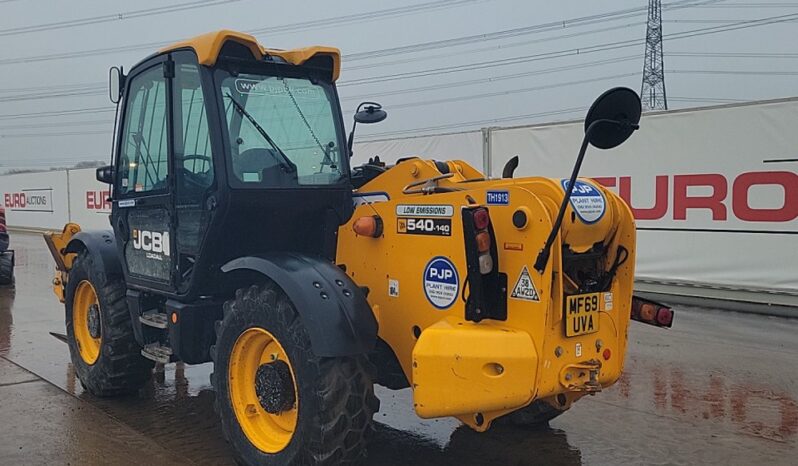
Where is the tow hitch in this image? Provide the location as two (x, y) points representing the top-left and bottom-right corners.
(559, 360), (603, 393)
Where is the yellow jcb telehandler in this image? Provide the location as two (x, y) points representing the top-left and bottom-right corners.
(44, 30), (673, 465)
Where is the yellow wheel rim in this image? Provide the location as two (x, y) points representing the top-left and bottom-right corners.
(229, 327), (298, 454)
(73, 280), (102, 365)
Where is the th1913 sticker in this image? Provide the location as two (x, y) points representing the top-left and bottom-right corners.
(397, 217), (451, 236)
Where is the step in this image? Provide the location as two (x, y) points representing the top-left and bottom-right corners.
(141, 343), (173, 364)
(139, 312), (168, 329)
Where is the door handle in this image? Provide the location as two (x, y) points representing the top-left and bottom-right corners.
(117, 216), (129, 241)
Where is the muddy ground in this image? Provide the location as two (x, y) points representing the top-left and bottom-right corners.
(1, 232), (796, 465)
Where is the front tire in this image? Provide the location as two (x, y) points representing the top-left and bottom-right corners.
(212, 282), (378, 465)
(65, 251), (153, 396)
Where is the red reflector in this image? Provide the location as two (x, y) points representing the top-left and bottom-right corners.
(602, 348), (611, 360)
(473, 208), (490, 230)
(475, 231), (491, 253)
(656, 308), (674, 326)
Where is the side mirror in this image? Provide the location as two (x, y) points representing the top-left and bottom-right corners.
(96, 165), (114, 184)
(109, 66), (125, 104)
(354, 102), (387, 124)
(348, 102), (387, 157)
(533, 87), (641, 273)
(584, 87), (641, 149)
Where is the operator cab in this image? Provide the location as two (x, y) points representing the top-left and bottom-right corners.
(100, 31), (355, 300)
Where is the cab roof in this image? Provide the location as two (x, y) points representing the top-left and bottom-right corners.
(159, 29), (341, 81)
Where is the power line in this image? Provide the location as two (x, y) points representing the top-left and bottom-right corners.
(359, 107), (587, 141)
(692, 2), (798, 7)
(668, 51), (798, 58)
(663, 18), (797, 23)
(0, 119), (112, 131)
(0, 81), (105, 95)
(0, 0), (710, 67)
(0, 0), (242, 37)
(341, 56), (641, 102)
(669, 69), (798, 75)
(0, 89), (105, 103)
(669, 96), (748, 102)
(4, 11), (795, 106)
(0, 106), (114, 121)
(0, 130), (108, 138)
(361, 72), (639, 113)
(345, 0), (718, 62)
(0, 71), (638, 133)
(0, 0), (483, 66)
(343, 21), (646, 72)
(341, 12), (798, 87)
(247, 0), (485, 37)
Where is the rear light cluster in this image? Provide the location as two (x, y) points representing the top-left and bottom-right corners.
(472, 208), (493, 274)
(631, 296), (674, 328)
(461, 206), (507, 322)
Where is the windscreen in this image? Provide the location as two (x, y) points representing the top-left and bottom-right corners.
(218, 71), (346, 187)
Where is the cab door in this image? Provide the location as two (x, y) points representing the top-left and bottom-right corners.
(112, 55), (176, 289)
(170, 52), (217, 294)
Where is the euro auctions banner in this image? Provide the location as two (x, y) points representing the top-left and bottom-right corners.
(490, 98), (798, 295)
(0, 170), (69, 230)
(68, 168), (113, 230)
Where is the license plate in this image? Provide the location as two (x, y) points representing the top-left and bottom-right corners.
(564, 292), (600, 337)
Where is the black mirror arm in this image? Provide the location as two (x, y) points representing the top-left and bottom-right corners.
(347, 120), (357, 158)
(533, 118), (634, 273)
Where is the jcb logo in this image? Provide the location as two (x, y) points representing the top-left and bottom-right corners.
(132, 229), (170, 257)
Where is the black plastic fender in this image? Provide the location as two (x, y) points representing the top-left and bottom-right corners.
(221, 252), (378, 357)
(65, 230), (122, 277)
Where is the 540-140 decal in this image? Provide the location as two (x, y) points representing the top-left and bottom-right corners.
(397, 217), (452, 236)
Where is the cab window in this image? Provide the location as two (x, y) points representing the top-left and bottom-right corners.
(118, 66), (169, 195)
(173, 58), (214, 201)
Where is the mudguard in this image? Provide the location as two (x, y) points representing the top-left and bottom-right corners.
(65, 230), (122, 277)
(221, 252), (378, 357)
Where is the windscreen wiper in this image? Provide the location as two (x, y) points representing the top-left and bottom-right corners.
(225, 93), (297, 173)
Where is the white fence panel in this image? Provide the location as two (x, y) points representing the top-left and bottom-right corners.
(490, 98), (798, 295)
(0, 170), (69, 230)
(67, 168), (113, 230)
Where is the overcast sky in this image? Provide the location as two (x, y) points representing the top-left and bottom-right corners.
(0, 0), (795, 171)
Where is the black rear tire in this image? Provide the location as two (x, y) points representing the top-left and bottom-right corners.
(0, 251), (13, 286)
(65, 251), (153, 396)
(211, 282), (379, 466)
(503, 400), (566, 428)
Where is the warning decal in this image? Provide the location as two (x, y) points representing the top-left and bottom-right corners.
(510, 266), (540, 302)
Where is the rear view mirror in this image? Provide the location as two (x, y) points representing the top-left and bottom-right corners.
(109, 66), (124, 104)
(353, 102), (387, 124)
(348, 102), (387, 157)
(96, 165), (114, 184)
(584, 87), (641, 149)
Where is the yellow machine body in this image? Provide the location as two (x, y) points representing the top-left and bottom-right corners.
(38, 30), (643, 440)
(337, 159), (636, 430)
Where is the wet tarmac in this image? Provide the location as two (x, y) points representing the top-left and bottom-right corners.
(1, 231), (796, 465)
